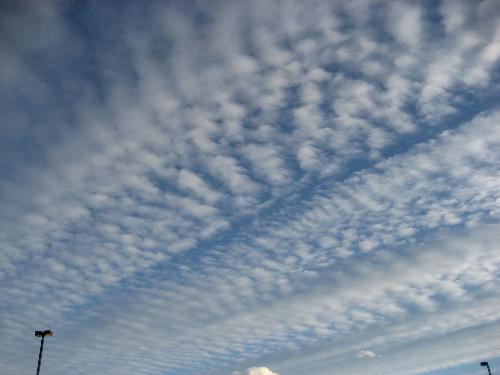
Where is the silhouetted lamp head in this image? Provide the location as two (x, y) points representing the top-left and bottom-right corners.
(35, 330), (53, 337)
(481, 362), (489, 367)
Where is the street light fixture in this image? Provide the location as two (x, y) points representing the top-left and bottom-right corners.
(34, 330), (53, 375)
(481, 361), (492, 375)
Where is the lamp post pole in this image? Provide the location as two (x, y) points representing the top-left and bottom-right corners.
(481, 361), (492, 375)
(35, 330), (53, 375)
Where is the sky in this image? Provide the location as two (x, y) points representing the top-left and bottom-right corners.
(1, 0), (500, 374)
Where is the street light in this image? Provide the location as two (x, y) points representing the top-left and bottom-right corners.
(34, 330), (53, 375)
(481, 361), (492, 375)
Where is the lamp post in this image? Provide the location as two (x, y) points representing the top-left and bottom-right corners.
(35, 330), (53, 375)
(481, 361), (492, 375)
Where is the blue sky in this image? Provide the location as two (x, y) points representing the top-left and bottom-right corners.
(1, 1), (500, 374)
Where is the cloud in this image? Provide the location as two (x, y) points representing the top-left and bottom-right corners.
(233, 367), (280, 375)
(177, 169), (221, 204)
(389, 3), (422, 47)
(0, 1), (500, 375)
(357, 350), (376, 359)
(242, 144), (290, 185)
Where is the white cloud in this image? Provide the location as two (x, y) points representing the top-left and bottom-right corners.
(297, 144), (319, 170)
(177, 169), (221, 204)
(233, 367), (280, 375)
(1, 1), (500, 375)
(205, 155), (258, 196)
(242, 144), (290, 185)
(357, 350), (376, 359)
(389, 3), (423, 47)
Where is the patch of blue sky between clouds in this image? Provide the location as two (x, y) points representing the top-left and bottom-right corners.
(0, 0), (500, 375)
